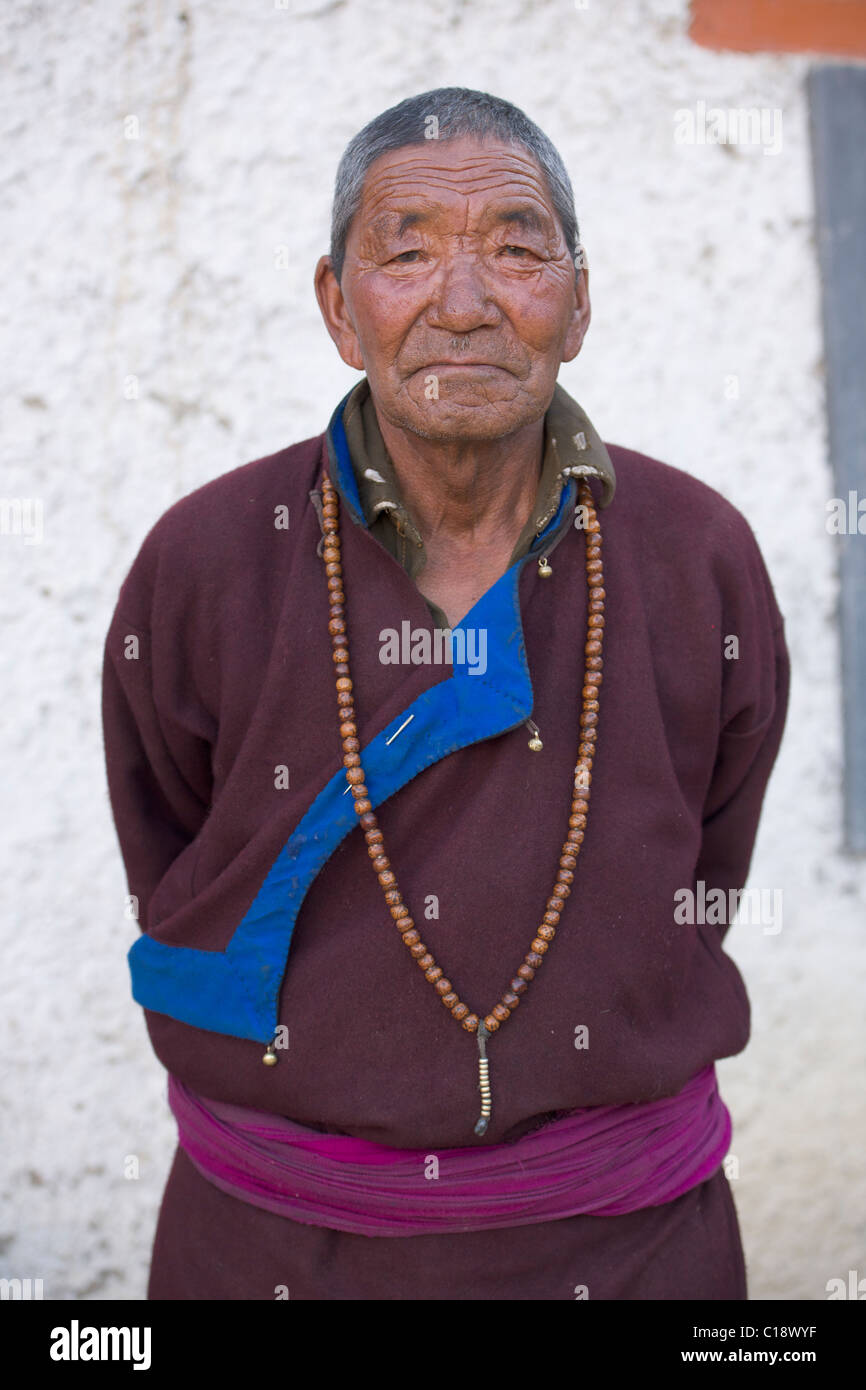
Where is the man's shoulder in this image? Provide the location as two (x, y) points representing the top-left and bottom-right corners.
(604, 441), (760, 540)
(603, 441), (784, 624)
(149, 432), (324, 538)
(112, 433), (324, 619)
(132, 432), (324, 557)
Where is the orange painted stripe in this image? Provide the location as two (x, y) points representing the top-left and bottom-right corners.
(690, 0), (866, 57)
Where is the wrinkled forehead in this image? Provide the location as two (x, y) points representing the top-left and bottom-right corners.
(352, 137), (564, 244)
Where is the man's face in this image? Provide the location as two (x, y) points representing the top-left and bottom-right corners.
(315, 135), (590, 443)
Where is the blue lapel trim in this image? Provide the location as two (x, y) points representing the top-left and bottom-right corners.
(128, 402), (577, 1043)
(327, 388), (366, 524)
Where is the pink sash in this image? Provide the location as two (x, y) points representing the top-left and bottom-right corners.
(167, 1065), (731, 1237)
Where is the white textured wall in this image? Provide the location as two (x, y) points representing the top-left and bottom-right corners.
(1, 0), (863, 1301)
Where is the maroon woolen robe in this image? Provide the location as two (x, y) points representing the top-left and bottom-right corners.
(102, 390), (789, 1300)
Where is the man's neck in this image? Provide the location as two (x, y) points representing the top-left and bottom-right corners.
(374, 410), (545, 558)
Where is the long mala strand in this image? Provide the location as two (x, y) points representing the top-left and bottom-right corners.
(316, 466), (604, 1137)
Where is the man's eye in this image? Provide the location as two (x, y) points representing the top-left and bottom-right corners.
(501, 245), (534, 258)
(391, 249), (422, 263)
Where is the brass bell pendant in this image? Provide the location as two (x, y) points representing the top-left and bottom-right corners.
(262, 1043), (278, 1067)
(538, 556), (553, 577)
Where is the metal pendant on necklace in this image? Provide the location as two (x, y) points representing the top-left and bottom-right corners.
(474, 1021), (492, 1135)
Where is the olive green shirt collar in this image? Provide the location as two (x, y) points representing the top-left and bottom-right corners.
(341, 376), (616, 586)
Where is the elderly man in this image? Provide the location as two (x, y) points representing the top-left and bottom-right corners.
(103, 88), (789, 1301)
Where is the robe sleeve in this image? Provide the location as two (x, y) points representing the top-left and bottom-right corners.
(101, 556), (214, 933)
(692, 520), (791, 938)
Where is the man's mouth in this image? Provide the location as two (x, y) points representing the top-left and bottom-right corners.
(422, 361), (508, 371)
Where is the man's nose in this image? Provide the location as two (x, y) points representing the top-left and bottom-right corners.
(428, 252), (499, 332)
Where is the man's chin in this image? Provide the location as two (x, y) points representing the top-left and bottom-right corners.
(383, 385), (544, 444)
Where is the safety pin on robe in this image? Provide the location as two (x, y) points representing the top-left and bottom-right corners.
(385, 714), (415, 746)
(342, 714), (416, 792)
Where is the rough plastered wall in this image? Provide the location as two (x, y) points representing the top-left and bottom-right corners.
(1, 0), (863, 1302)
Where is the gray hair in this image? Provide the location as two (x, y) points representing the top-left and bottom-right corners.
(329, 87), (579, 281)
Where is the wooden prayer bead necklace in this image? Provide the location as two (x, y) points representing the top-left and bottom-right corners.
(281, 465), (604, 1138)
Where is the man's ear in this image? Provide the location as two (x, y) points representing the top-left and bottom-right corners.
(314, 255), (365, 371)
(562, 263), (591, 364)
